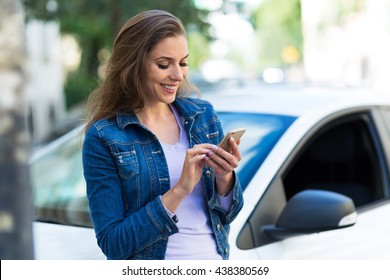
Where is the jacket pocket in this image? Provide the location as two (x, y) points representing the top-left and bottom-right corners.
(114, 150), (139, 179)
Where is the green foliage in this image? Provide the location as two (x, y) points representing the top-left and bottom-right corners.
(187, 31), (210, 69)
(252, 0), (303, 68)
(334, 0), (365, 24)
(318, 0), (366, 31)
(64, 73), (98, 109)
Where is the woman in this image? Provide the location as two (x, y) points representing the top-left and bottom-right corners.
(82, 10), (244, 260)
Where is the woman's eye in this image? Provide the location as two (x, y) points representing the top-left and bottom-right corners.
(157, 64), (169, 69)
(180, 62), (188, 67)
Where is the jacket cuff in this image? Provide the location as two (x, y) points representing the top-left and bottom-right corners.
(146, 197), (179, 238)
(209, 171), (240, 214)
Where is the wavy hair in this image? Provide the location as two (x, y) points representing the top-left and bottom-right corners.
(84, 10), (196, 131)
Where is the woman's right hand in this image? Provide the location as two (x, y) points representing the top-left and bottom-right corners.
(162, 144), (216, 213)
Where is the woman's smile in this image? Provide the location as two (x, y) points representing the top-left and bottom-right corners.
(161, 83), (179, 93)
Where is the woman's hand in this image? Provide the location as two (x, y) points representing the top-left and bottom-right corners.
(176, 145), (210, 195)
(162, 140), (241, 213)
(162, 144), (212, 213)
(205, 137), (242, 195)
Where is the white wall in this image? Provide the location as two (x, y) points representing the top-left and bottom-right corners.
(24, 20), (66, 144)
(301, 0), (390, 92)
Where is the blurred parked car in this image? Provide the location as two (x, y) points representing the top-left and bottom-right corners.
(30, 84), (390, 259)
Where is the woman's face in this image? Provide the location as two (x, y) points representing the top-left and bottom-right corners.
(143, 35), (189, 107)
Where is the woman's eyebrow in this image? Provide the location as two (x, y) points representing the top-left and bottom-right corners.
(154, 54), (189, 61)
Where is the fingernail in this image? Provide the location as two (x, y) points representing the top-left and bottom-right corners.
(211, 145), (219, 151)
(207, 151), (214, 157)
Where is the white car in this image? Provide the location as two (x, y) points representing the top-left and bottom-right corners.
(30, 84), (390, 259)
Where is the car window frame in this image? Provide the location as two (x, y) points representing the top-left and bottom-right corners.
(373, 106), (390, 199)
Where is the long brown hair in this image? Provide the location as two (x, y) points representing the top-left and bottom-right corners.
(84, 10), (195, 132)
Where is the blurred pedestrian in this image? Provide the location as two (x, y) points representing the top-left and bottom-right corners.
(82, 10), (243, 260)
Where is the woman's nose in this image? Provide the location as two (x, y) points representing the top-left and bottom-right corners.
(169, 65), (184, 81)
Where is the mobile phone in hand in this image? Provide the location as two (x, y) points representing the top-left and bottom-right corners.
(218, 128), (246, 152)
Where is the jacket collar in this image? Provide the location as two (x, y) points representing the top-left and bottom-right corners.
(172, 97), (205, 119)
(116, 97), (205, 129)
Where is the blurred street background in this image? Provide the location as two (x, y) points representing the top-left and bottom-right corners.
(1, 0), (390, 259)
(5, 0), (390, 147)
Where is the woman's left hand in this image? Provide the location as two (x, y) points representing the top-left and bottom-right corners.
(205, 137), (242, 195)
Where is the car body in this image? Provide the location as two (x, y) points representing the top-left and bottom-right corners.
(30, 84), (390, 259)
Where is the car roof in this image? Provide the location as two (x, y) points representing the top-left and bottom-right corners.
(201, 83), (390, 116)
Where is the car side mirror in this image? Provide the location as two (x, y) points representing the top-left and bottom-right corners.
(262, 189), (357, 240)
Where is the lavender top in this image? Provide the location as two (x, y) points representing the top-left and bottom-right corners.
(160, 105), (233, 260)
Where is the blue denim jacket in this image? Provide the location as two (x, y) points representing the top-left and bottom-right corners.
(82, 97), (244, 260)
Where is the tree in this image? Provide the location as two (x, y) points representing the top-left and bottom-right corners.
(23, 0), (211, 109)
(252, 0), (303, 68)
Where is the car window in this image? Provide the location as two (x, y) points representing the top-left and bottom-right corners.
(283, 112), (388, 208)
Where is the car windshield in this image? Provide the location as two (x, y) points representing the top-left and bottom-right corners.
(30, 131), (92, 227)
(218, 112), (296, 188)
(30, 112), (296, 227)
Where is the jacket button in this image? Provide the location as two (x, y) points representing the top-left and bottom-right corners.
(206, 170), (211, 177)
(225, 248), (229, 254)
(216, 224), (221, 231)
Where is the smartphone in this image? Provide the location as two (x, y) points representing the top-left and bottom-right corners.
(218, 128), (246, 152)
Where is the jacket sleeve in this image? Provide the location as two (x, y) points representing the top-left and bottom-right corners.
(82, 124), (178, 260)
(208, 171), (244, 224)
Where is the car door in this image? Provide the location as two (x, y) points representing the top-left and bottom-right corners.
(237, 108), (390, 259)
